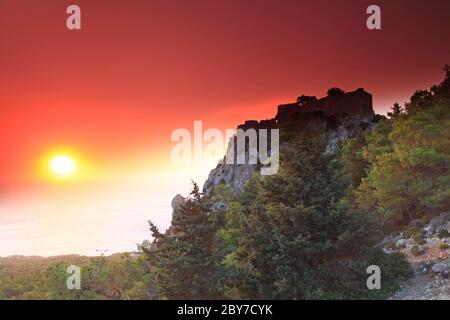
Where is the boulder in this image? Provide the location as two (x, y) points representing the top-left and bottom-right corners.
(171, 194), (186, 216)
(381, 235), (395, 246)
(431, 262), (450, 274)
(424, 211), (450, 236)
(395, 239), (409, 248)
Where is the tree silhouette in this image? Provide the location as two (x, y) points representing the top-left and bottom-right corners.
(327, 87), (345, 96)
(387, 103), (404, 119)
(296, 95), (318, 107)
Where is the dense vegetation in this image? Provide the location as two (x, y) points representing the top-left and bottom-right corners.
(142, 66), (448, 300)
(354, 69), (450, 226)
(1, 67), (448, 300)
(0, 254), (149, 299)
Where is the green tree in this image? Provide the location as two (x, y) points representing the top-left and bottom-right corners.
(220, 127), (402, 299)
(357, 67), (450, 226)
(387, 103), (404, 119)
(342, 128), (370, 188)
(142, 183), (224, 299)
(45, 262), (79, 299)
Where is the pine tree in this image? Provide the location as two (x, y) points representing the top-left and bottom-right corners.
(342, 128), (369, 188)
(222, 128), (378, 299)
(357, 66), (450, 225)
(387, 103), (404, 119)
(142, 183), (224, 299)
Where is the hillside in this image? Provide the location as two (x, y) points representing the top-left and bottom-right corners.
(203, 88), (374, 193)
(1, 67), (449, 300)
(0, 254), (145, 299)
(150, 66), (449, 299)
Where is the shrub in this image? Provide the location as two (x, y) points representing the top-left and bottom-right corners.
(354, 249), (413, 299)
(327, 87), (345, 96)
(438, 230), (450, 239)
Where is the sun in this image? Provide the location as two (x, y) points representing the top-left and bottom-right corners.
(49, 155), (77, 176)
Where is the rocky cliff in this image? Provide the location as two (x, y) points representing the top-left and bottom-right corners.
(202, 89), (375, 194)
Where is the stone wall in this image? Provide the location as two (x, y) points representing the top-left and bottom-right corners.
(276, 88), (374, 121)
(203, 88), (376, 194)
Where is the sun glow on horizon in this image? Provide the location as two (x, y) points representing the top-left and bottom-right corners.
(49, 155), (77, 177)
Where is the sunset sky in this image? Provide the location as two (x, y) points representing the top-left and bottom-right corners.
(0, 0), (449, 256)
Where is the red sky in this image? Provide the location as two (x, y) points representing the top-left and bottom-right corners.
(1, 0), (450, 186)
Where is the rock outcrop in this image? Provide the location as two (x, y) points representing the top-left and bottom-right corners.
(203, 89), (375, 193)
(171, 194), (185, 218)
(387, 211), (450, 300)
